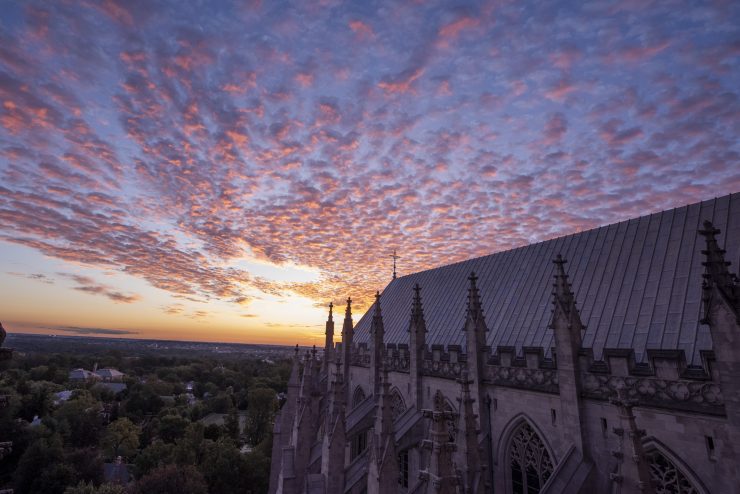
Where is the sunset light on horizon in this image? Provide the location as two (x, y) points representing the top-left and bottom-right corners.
(1, 0), (739, 346)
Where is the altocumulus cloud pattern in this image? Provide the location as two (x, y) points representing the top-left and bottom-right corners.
(0, 0), (739, 313)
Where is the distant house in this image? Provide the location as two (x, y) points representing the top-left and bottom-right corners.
(103, 457), (132, 485)
(53, 390), (74, 405)
(68, 368), (99, 382)
(198, 412), (247, 432)
(95, 368), (125, 382)
(94, 382), (127, 395)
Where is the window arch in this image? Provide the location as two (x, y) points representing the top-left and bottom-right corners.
(644, 442), (706, 494)
(352, 386), (366, 408)
(390, 388), (406, 420)
(508, 421), (554, 494)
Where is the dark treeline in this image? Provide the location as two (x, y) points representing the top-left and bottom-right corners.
(0, 345), (291, 494)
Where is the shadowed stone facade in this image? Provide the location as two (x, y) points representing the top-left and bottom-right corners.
(269, 193), (740, 494)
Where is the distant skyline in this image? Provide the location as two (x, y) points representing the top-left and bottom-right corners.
(1, 0), (739, 345)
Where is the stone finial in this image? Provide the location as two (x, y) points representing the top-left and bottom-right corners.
(699, 220), (739, 323)
(328, 301), (334, 322)
(344, 297), (353, 320)
(370, 291), (386, 395)
(466, 272), (486, 326)
(288, 344), (301, 388)
(411, 284), (425, 325)
(551, 254), (586, 334)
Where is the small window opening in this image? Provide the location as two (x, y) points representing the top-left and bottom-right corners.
(398, 450), (409, 488)
(551, 409), (557, 426)
(493, 398), (498, 411)
(706, 436), (716, 461)
(600, 418), (608, 437)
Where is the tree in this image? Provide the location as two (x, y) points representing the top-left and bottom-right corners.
(225, 405), (240, 442)
(200, 437), (249, 494)
(243, 449), (272, 494)
(172, 422), (206, 466)
(129, 465), (208, 494)
(65, 447), (104, 486)
(14, 431), (64, 493)
(53, 391), (103, 448)
(123, 383), (164, 420)
(133, 440), (174, 479)
(64, 481), (126, 494)
(245, 388), (276, 445)
(157, 413), (189, 443)
(102, 417), (140, 459)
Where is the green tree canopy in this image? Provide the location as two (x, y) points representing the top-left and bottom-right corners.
(102, 417), (140, 460)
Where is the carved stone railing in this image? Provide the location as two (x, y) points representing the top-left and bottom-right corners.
(579, 348), (724, 416)
(345, 342), (725, 416)
(581, 373), (723, 415)
(487, 366), (559, 394)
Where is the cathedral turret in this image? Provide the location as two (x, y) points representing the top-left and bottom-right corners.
(462, 272), (492, 488)
(409, 284), (427, 409)
(550, 255), (588, 456)
(610, 389), (655, 494)
(367, 365), (398, 494)
(321, 360), (346, 494)
(699, 220), (740, 323)
(270, 345), (301, 494)
(698, 221), (740, 486)
(369, 291), (385, 396)
(457, 370), (484, 494)
(341, 297), (354, 404)
(420, 391), (460, 494)
(323, 302), (335, 377)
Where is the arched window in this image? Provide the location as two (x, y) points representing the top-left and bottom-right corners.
(647, 449), (701, 494)
(352, 386), (366, 408)
(390, 388), (407, 420)
(508, 422), (554, 494)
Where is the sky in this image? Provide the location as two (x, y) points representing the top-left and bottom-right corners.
(0, 0), (738, 346)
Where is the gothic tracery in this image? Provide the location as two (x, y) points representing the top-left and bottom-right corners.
(647, 449), (701, 494)
(352, 386), (366, 408)
(508, 422), (554, 494)
(390, 388), (406, 420)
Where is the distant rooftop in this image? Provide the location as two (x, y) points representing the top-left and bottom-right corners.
(354, 193), (740, 364)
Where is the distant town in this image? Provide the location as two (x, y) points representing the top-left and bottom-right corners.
(6, 333), (298, 360)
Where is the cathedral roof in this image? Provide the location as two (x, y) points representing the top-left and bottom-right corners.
(354, 193), (740, 365)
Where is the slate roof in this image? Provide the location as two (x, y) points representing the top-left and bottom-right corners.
(353, 193), (740, 365)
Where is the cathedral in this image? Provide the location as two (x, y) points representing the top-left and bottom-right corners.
(268, 193), (740, 494)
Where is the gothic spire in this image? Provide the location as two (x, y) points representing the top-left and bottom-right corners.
(370, 291), (386, 395)
(610, 388), (656, 494)
(699, 220), (740, 323)
(344, 297), (353, 324)
(551, 255), (586, 337)
(342, 297), (354, 404)
(466, 272), (486, 325)
(287, 344), (301, 388)
(323, 302), (335, 377)
(457, 370), (483, 493)
(411, 283), (426, 327)
(409, 284), (427, 409)
(420, 391), (460, 494)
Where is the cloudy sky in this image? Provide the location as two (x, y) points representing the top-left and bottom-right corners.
(0, 0), (738, 345)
